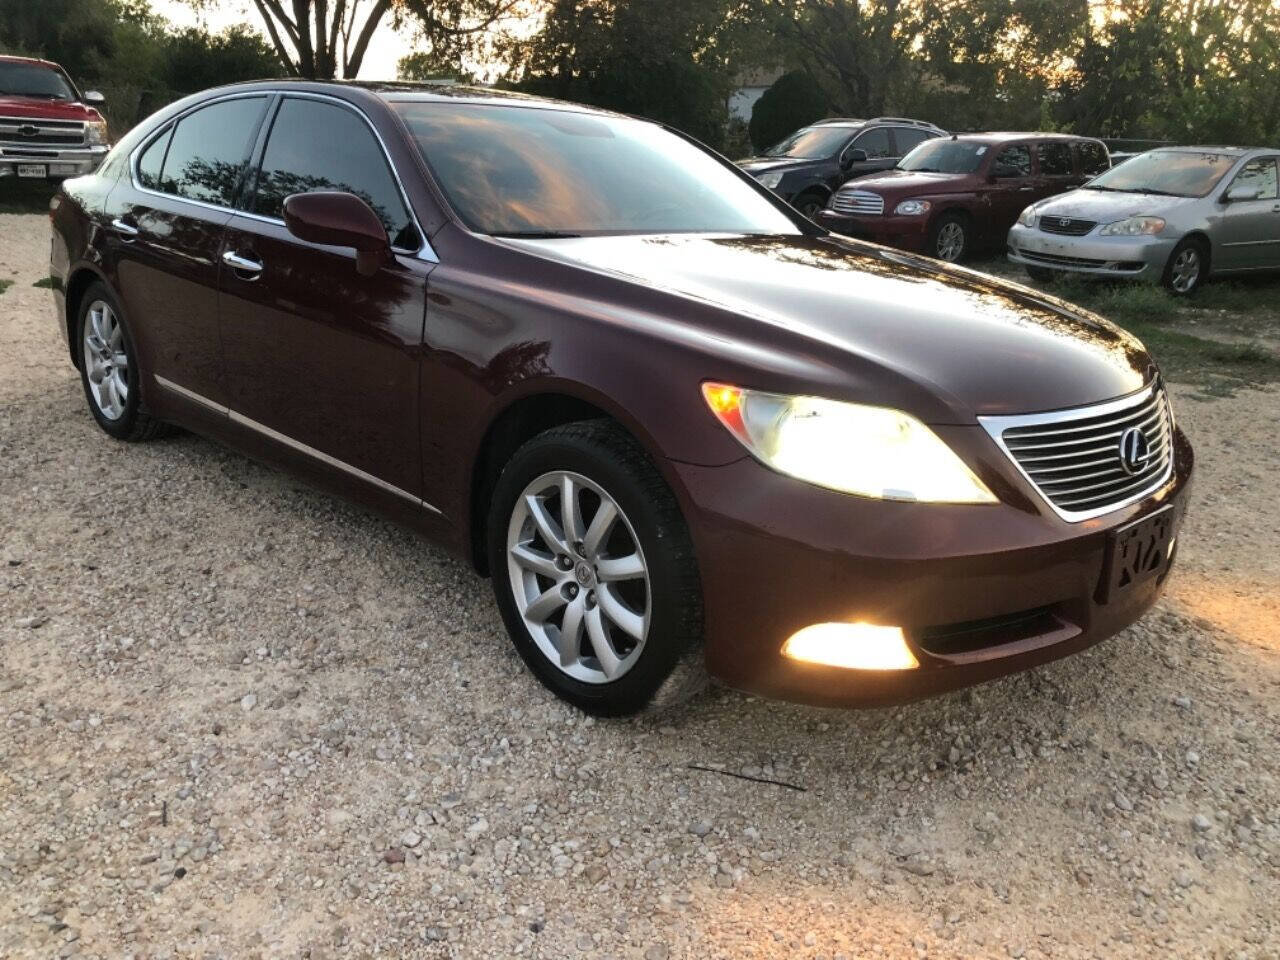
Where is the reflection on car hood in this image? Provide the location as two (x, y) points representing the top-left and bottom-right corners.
(736, 157), (822, 175)
(501, 233), (1153, 419)
(1034, 189), (1200, 220)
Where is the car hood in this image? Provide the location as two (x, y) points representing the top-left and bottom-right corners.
(1033, 188), (1200, 220)
(0, 96), (102, 122)
(836, 170), (972, 196)
(501, 233), (1153, 420)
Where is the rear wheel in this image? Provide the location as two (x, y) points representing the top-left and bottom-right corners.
(1162, 237), (1208, 296)
(929, 213), (968, 262)
(76, 283), (172, 441)
(487, 420), (704, 716)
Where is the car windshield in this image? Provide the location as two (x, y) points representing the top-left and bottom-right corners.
(897, 139), (987, 174)
(0, 62), (76, 100)
(1084, 150), (1235, 197)
(392, 101), (801, 237)
(762, 125), (855, 159)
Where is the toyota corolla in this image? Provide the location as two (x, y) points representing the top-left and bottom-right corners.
(49, 81), (1193, 715)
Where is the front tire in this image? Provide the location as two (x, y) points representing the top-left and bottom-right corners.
(929, 213), (968, 262)
(76, 283), (172, 441)
(1162, 237), (1208, 296)
(487, 420), (704, 716)
(793, 191), (827, 219)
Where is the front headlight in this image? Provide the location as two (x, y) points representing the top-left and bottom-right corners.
(894, 199), (931, 216)
(756, 171), (785, 190)
(1017, 205), (1038, 227)
(701, 383), (997, 503)
(85, 120), (109, 146)
(1099, 216), (1165, 236)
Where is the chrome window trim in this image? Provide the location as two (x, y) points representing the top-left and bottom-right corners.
(127, 89), (438, 263)
(153, 375), (442, 514)
(979, 381), (1175, 523)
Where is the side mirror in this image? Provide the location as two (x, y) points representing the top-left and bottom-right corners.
(1225, 183), (1261, 202)
(283, 191), (391, 277)
(843, 148), (867, 168)
(83, 90), (105, 105)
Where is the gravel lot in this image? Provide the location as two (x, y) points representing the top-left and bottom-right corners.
(2, 211), (1279, 959)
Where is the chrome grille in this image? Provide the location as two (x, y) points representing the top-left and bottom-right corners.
(982, 384), (1174, 521)
(1038, 216), (1097, 236)
(0, 116), (85, 146)
(829, 190), (885, 216)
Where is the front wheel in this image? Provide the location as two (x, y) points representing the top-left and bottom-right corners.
(1162, 238), (1208, 296)
(487, 420), (705, 716)
(793, 192), (827, 219)
(928, 214), (968, 262)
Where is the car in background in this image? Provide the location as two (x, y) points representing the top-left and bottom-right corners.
(816, 132), (1110, 262)
(0, 55), (110, 182)
(737, 117), (945, 217)
(1008, 146), (1280, 295)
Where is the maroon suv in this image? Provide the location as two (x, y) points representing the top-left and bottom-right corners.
(49, 82), (1190, 716)
(817, 133), (1111, 262)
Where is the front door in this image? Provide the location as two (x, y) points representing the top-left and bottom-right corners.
(103, 95), (270, 408)
(984, 143), (1036, 235)
(1217, 156), (1280, 271)
(217, 95), (431, 499)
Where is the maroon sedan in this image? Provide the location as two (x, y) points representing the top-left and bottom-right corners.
(816, 133), (1111, 262)
(49, 82), (1191, 715)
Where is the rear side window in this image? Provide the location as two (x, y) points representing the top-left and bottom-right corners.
(157, 97), (268, 206)
(992, 145), (1031, 177)
(1077, 140), (1110, 176)
(1037, 142), (1074, 176)
(136, 127), (172, 190)
(852, 127), (893, 159)
(251, 97), (418, 249)
(893, 127), (936, 155)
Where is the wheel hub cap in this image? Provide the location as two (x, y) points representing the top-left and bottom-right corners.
(82, 300), (128, 421)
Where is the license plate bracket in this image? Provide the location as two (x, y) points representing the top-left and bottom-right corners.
(17, 164), (48, 179)
(1099, 506), (1175, 603)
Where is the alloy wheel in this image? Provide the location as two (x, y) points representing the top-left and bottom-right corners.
(505, 470), (650, 684)
(1170, 248), (1201, 293)
(83, 299), (129, 420)
(935, 221), (965, 261)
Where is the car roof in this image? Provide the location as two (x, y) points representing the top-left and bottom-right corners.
(0, 54), (63, 69)
(1149, 145), (1262, 156)
(948, 132), (1101, 144)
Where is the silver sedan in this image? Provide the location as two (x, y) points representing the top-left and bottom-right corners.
(1007, 146), (1280, 294)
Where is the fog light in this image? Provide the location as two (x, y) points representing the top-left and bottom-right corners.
(782, 622), (918, 670)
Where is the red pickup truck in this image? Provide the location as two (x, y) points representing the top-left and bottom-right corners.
(0, 55), (110, 182)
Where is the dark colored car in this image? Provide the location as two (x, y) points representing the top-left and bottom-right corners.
(737, 117), (946, 217)
(0, 55), (110, 181)
(816, 133), (1111, 262)
(50, 82), (1192, 716)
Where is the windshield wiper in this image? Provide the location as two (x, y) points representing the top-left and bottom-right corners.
(490, 230), (583, 239)
(1129, 187), (1180, 196)
(1083, 184), (1117, 191)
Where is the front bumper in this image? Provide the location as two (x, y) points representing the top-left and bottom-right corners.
(1007, 223), (1176, 278)
(0, 144), (108, 179)
(815, 209), (930, 252)
(672, 424), (1193, 708)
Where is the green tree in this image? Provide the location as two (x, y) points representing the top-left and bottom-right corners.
(748, 70), (827, 151)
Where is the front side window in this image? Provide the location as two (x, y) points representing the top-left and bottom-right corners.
(1229, 158), (1278, 200)
(1085, 150), (1235, 198)
(251, 97), (418, 249)
(392, 101), (801, 237)
(1078, 141), (1110, 176)
(898, 139), (987, 174)
(993, 145), (1032, 178)
(0, 61), (76, 101)
(157, 97), (268, 207)
(1037, 142), (1073, 176)
(852, 127), (893, 159)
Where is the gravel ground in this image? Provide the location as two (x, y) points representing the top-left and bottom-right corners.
(2, 211), (1278, 960)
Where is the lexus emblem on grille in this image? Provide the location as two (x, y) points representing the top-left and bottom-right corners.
(1118, 426), (1151, 475)
(17, 124), (39, 137)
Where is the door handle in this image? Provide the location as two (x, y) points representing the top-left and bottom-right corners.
(1018, 186), (1034, 192)
(110, 218), (139, 239)
(222, 250), (263, 277)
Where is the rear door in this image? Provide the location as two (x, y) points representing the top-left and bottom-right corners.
(216, 94), (432, 500)
(1217, 156), (1280, 271)
(103, 94), (270, 409)
(1034, 140), (1079, 199)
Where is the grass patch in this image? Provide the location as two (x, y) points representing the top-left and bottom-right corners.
(0, 278), (11, 296)
(33, 277), (54, 289)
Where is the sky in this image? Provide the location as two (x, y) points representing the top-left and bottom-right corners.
(149, 0), (421, 79)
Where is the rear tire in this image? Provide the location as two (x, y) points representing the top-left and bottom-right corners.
(928, 213), (968, 262)
(1162, 237), (1208, 296)
(486, 420), (705, 716)
(75, 283), (173, 442)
